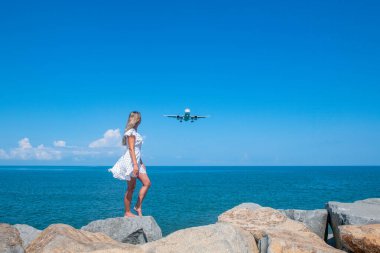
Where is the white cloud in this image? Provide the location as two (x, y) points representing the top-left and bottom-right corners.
(89, 129), (122, 148)
(53, 140), (66, 147)
(2, 138), (62, 161)
(72, 149), (101, 156)
(19, 138), (32, 149)
(35, 144), (62, 160)
(0, 129), (124, 162)
(9, 138), (34, 159)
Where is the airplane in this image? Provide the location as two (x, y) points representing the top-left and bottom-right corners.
(164, 108), (209, 122)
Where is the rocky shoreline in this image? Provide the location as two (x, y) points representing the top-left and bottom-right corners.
(1, 198), (379, 253)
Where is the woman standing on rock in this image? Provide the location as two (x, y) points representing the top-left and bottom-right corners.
(108, 111), (151, 217)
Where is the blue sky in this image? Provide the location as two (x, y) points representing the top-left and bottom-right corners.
(0, 0), (379, 165)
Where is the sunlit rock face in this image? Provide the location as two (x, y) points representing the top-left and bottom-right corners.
(339, 224), (380, 253)
(25, 224), (143, 253)
(218, 203), (343, 253)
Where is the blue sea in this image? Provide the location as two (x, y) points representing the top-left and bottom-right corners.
(0, 166), (379, 236)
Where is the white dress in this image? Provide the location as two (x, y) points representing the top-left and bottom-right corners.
(108, 128), (146, 181)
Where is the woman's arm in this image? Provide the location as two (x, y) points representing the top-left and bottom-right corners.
(127, 135), (139, 176)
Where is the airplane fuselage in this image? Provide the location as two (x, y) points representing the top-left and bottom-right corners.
(183, 109), (191, 121)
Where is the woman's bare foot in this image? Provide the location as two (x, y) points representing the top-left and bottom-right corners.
(124, 211), (135, 217)
(134, 206), (143, 216)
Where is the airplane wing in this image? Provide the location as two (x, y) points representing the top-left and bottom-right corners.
(164, 115), (183, 119)
(191, 115), (208, 119)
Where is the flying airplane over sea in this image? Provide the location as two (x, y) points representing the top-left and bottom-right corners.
(164, 108), (209, 122)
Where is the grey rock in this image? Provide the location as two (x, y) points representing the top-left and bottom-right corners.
(81, 216), (162, 244)
(354, 198), (380, 205)
(0, 223), (24, 253)
(142, 223), (258, 253)
(326, 198), (380, 249)
(279, 209), (328, 239)
(12, 224), (41, 248)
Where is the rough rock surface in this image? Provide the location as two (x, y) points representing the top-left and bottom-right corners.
(232, 203), (263, 210)
(279, 209), (328, 239)
(26, 223), (143, 253)
(81, 216), (162, 244)
(339, 224), (380, 253)
(326, 198), (380, 249)
(13, 224), (41, 249)
(142, 223), (258, 253)
(0, 223), (24, 253)
(218, 203), (309, 239)
(259, 230), (342, 253)
(218, 203), (343, 253)
(89, 249), (143, 253)
(355, 198), (380, 205)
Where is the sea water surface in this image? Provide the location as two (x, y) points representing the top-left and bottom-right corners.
(0, 166), (379, 235)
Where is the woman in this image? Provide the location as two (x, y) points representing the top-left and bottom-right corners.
(108, 111), (151, 217)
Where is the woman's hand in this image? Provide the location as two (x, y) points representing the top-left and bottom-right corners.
(133, 164), (139, 177)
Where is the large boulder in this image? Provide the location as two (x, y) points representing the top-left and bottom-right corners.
(326, 198), (380, 249)
(218, 203), (343, 253)
(81, 216), (162, 244)
(12, 224), (41, 249)
(0, 224), (24, 253)
(279, 209), (328, 239)
(26, 224), (143, 253)
(339, 224), (380, 253)
(218, 203), (309, 240)
(141, 223), (258, 253)
(259, 230), (341, 253)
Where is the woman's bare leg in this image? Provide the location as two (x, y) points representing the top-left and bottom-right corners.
(124, 178), (136, 217)
(134, 173), (151, 216)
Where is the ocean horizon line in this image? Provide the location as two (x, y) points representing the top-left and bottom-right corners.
(1, 165), (379, 167)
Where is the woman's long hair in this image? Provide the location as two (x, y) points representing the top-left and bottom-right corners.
(122, 111), (141, 146)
